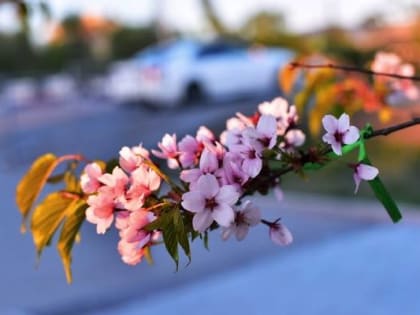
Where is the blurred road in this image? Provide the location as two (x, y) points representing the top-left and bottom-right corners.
(1, 98), (419, 315)
(0, 97), (261, 171)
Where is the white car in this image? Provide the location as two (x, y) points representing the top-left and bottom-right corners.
(42, 74), (76, 101)
(132, 39), (295, 107)
(1, 78), (38, 107)
(103, 60), (144, 102)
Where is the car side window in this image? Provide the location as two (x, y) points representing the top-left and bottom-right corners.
(196, 43), (243, 59)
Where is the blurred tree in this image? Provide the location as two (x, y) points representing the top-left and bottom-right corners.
(0, 31), (35, 75)
(240, 12), (309, 53)
(111, 26), (157, 60)
(200, 0), (230, 35)
(311, 26), (375, 66)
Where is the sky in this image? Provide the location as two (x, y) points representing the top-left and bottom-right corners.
(0, 0), (419, 37)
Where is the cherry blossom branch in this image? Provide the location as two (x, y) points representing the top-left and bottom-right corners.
(290, 62), (420, 81)
(263, 117), (420, 183)
(366, 117), (420, 138)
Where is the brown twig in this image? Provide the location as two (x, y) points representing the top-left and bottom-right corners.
(264, 117), (420, 183)
(290, 62), (420, 81)
(366, 117), (420, 138)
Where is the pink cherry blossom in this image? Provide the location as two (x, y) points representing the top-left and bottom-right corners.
(180, 148), (219, 189)
(86, 193), (115, 234)
(222, 201), (261, 241)
(230, 143), (262, 178)
(98, 166), (129, 201)
(118, 238), (147, 266)
(181, 174), (239, 232)
(196, 126), (215, 143)
(393, 64), (419, 100)
(258, 97), (289, 118)
(243, 114), (277, 151)
(353, 163), (379, 193)
(371, 52), (401, 82)
(119, 210), (153, 245)
(80, 162), (103, 194)
(115, 210), (130, 230)
(116, 209), (158, 266)
(204, 141), (226, 162)
(371, 52), (419, 99)
(152, 133), (179, 169)
(217, 153), (249, 191)
(258, 97), (297, 134)
(281, 129), (306, 152)
(119, 144), (149, 173)
(269, 221), (293, 246)
(322, 113), (360, 155)
(178, 135), (200, 168)
(125, 165), (161, 211)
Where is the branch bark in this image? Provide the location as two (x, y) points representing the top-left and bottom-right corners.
(290, 62), (420, 81)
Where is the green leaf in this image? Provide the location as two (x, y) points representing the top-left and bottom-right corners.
(174, 210), (191, 262)
(368, 176), (402, 223)
(162, 219), (179, 269)
(57, 200), (87, 283)
(191, 230), (200, 241)
(143, 213), (168, 231)
(360, 149), (402, 223)
(17, 153), (58, 231)
(268, 160), (287, 170)
(203, 231), (209, 250)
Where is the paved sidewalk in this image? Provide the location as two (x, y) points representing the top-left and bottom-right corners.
(88, 223), (420, 315)
(2, 183), (418, 315)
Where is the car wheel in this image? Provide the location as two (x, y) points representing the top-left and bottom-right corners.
(183, 82), (204, 106)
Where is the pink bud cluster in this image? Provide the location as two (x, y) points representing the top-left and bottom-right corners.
(371, 52), (419, 100)
(81, 144), (162, 265)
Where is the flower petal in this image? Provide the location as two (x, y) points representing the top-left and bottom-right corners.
(257, 115), (277, 137)
(353, 173), (362, 194)
(357, 164), (379, 181)
(269, 222), (293, 246)
(212, 204), (234, 227)
(181, 191), (205, 213)
(197, 174), (219, 198)
(331, 141), (342, 156)
(180, 168), (202, 183)
(192, 210), (214, 232)
(221, 227), (233, 240)
(243, 205), (261, 226)
(216, 185), (239, 206)
(343, 126), (360, 144)
(199, 148), (218, 173)
(235, 224), (249, 241)
(322, 115), (338, 133)
(242, 157), (262, 178)
(337, 113), (350, 133)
